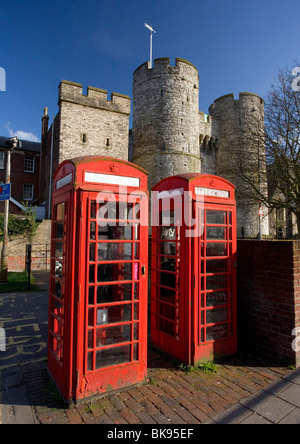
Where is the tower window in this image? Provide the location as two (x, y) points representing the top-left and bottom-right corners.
(81, 133), (87, 143)
(106, 138), (110, 147)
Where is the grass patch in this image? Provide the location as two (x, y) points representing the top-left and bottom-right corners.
(179, 361), (218, 375)
(0, 271), (40, 293)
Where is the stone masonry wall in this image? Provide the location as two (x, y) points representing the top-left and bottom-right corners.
(7, 220), (51, 272)
(58, 81), (131, 164)
(237, 240), (300, 366)
(132, 58), (204, 191)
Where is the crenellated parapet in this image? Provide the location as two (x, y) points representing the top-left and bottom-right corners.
(59, 80), (131, 116)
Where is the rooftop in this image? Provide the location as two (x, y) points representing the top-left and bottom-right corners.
(0, 136), (41, 153)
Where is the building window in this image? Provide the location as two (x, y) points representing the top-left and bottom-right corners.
(106, 138), (110, 147)
(0, 152), (5, 169)
(81, 133), (87, 143)
(23, 184), (34, 201)
(24, 157), (35, 173)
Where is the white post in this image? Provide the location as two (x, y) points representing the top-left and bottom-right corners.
(145, 24), (156, 69)
(150, 31), (153, 69)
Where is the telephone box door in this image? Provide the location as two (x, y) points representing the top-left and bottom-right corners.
(193, 202), (237, 363)
(76, 191), (148, 398)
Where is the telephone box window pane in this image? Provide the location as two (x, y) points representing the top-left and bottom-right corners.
(89, 243), (95, 262)
(206, 291), (228, 307)
(96, 283), (132, 304)
(88, 286), (95, 305)
(206, 243), (227, 257)
(88, 308), (94, 327)
(206, 308), (228, 324)
(89, 264), (95, 283)
(161, 227), (177, 240)
(53, 298), (62, 318)
(55, 223), (64, 239)
(206, 211), (226, 225)
(55, 242), (63, 259)
(95, 345), (131, 369)
(56, 203), (65, 220)
(53, 318), (62, 339)
(133, 323), (139, 340)
(206, 259), (227, 274)
(96, 304), (132, 325)
(159, 257), (176, 273)
(88, 330), (94, 349)
(159, 318), (175, 337)
(97, 263), (132, 282)
(206, 275), (227, 290)
(158, 271), (176, 289)
(98, 225), (132, 240)
(55, 261), (63, 279)
(206, 324), (228, 341)
(97, 243), (132, 261)
(159, 303), (175, 321)
(159, 287), (176, 304)
(91, 201), (97, 219)
(134, 243), (139, 259)
(206, 227), (226, 240)
(97, 202), (134, 221)
(90, 222), (96, 240)
(160, 242), (177, 256)
(87, 352), (93, 371)
(133, 343), (139, 361)
(54, 280), (62, 299)
(95, 324), (131, 347)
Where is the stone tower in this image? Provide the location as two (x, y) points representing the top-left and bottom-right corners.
(132, 57), (269, 237)
(40, 80), (131, 217)
(209, 92), (269, 238)
(132, 58), (202, 191)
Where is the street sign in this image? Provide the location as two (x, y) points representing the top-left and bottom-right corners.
(258, 206), (264, 216)
(0, 183), (11, 201)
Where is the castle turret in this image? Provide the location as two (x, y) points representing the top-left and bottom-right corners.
(132, 58), (201, 191)
(209, 92), (269, 238)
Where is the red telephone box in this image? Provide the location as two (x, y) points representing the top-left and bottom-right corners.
(151, 174), (237, 365)
(47, 156), (148, 403)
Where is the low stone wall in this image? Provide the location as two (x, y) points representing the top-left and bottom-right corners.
(237, 240), (300, 367)
(7, 220), (51, 272)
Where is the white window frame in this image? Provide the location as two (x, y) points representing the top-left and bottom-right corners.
(23, 184), (34, 201)
(24, 157), (35, 173)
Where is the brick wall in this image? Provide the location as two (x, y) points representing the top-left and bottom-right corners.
(237, 240), (300, 366)
(0, 150), (40, 215)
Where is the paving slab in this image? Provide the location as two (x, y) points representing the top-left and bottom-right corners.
(278, 384), (300, 408)
(240, 390), (295, 423)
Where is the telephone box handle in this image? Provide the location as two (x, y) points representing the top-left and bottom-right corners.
(141, 266), (146, 276)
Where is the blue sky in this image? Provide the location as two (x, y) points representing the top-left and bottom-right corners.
(0, 0), (299, 142)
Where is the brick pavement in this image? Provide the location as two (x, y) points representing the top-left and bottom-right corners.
(0, 272), (293, 425)
(21, 350), (290, 425)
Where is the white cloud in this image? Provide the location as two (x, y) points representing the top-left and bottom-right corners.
(5, 123), (40, 143)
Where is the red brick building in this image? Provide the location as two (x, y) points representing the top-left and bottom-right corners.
(0, 136), (41, 215)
